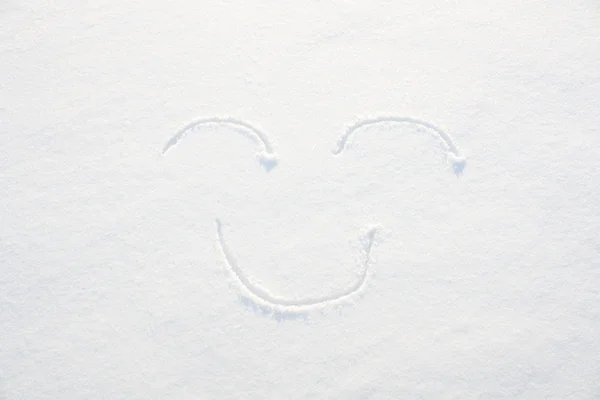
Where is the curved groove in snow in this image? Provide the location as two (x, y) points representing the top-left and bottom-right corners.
(162, 117), (279, 170)
(164, 115), (465, 314)
(216, 219), (379, 313)
(333, 116), (466, 170)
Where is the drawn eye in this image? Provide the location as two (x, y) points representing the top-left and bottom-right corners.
(162, 117), (279, 171)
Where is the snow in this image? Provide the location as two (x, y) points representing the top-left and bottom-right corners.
(2, 0), (600, 399)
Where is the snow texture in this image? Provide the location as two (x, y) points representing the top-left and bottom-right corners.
(2, 0), (600, 399)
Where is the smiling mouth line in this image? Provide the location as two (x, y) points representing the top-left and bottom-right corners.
(215, 219), (379, 313)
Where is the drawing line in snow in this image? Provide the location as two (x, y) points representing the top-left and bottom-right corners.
(162, 117), (279, 171)
(163, 115), (466, 314)
(163, 115), (465, 174)
(216, 218), (379, 313)
(333, 116), (466, 173)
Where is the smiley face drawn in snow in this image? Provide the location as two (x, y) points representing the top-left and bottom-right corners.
(162, 116), (466, 315)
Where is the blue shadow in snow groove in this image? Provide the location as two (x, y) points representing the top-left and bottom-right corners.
(240, 296), (309, 322)
(258, 153), (278, 172)
(453, 159), (466, 177)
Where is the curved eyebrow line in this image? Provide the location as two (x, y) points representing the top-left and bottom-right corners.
(162, 116), (279, 170)
(163, 116), (276, 154)
(333, 115), (464, 158)
(215, 218), (379, 313)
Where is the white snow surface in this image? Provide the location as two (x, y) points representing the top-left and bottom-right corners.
(2, 0), (600, 399)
